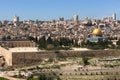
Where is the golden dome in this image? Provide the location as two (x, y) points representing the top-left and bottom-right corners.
(92, 28), (102, 35)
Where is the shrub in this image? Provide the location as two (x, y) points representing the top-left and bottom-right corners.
(96, 72), (98, 75)
(90, 72), (93, 75)
(106, 72), (109, 75)
(80, 73), (83, 75)
(0, 77), (9, 80)
(82, 57), (90, 66)
(100, 71), (103, 75)
(85, 72), (88, 75)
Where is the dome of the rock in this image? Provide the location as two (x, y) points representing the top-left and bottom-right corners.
(92, 28), (102, 35)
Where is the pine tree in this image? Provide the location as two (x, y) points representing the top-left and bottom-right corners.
(38, 36), (46, 49)
(47, 37), (53, 44)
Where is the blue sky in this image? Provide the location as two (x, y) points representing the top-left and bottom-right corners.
(0, 0), (120, 20)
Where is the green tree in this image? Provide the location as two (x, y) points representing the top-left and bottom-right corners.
(28, 73), (60, 80)
(59, 37), (72, 46)
(47, 37), (53, 44)
(82, 57), (90, 66)
(38, 36), (46, 49)
(53, 39), (60, 47)
(0, 77), (8, 80)
(28, 36), (38, 43)
(116, 39), (120, 49)
(117, 39), (120, 46)
(28, 36), (35, 41)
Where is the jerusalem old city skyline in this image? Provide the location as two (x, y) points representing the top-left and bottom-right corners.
(0, 0), (120, 80)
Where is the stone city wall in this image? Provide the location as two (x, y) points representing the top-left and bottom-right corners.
(12, 49), (120, 67)
(57, 50), (120, 58)
(12, 51), (57, 67)
(0, 46), (12, 66)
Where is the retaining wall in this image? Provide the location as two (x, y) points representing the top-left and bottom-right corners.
(12, 49), (120, 67)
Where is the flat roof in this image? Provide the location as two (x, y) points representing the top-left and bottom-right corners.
(8, 47), (90, 53)
(72, 48), (90, 51)
(9, 47), (42, 52)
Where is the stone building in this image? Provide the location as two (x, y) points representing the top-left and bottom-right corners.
(0, 40), (36, 48)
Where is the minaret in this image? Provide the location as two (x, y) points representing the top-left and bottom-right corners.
(73, 15), (79, 24)
(112, 13), (116, 20)
(13, 15), (19, 26)
(13, 15), (19, 23)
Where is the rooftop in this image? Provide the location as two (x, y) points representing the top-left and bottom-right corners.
(9, 47), (41, 53)
(8, 47), (90, 53)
